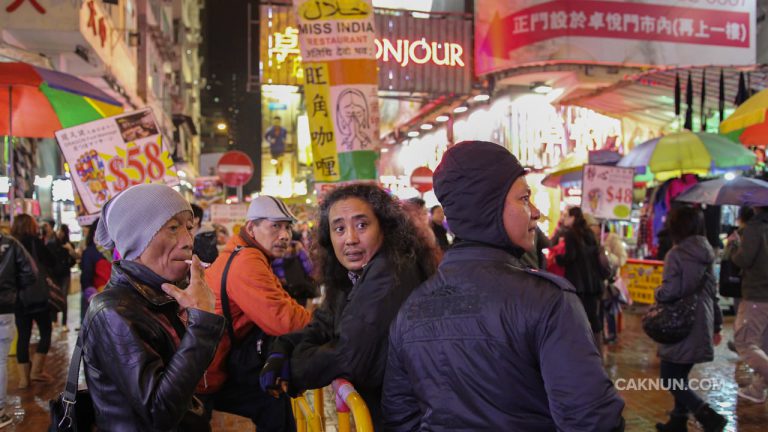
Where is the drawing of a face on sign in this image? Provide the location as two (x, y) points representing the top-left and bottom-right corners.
(336, 88), (371, 151)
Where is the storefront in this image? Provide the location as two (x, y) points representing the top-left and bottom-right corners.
(255, 4), (473, 198)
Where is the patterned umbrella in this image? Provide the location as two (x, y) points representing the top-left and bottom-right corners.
(675, 177), (768, 207)
(0, 62), (123, 138)
(720, 88), (768, 146)
(618, 131), (756, 181)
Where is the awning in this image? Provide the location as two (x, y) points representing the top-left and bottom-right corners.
(559, 65), (768, 129)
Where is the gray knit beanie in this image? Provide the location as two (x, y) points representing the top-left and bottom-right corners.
(95, 184), (192, 260)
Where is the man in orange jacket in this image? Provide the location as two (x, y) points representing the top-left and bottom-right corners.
(198, 195), (311, 431)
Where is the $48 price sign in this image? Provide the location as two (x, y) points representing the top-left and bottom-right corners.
(605, 186), (633, 204)
(105, 138), (171, 192)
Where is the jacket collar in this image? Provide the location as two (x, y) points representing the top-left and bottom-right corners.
(442, 241), (527, 269)
(110, 260), (177, 307)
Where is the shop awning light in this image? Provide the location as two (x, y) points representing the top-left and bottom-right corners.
(407, 131), (420, 138)
(420, 123), (434, 130)
(435, 115), (450, 122)
(270, 159), (278, 165)
(381, 148), (389, 153)
(473, 94), (490, 102)
(725, 172), (736, 181)
(531, 82), (552, 94)
(453, 105), (468, 114)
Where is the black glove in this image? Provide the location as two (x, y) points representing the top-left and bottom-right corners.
(259, 353), (290, 393)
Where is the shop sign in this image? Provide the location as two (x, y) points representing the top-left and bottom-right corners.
(581, 164), (634, 220)
(476, 0), (756, 76)
(54, 108), (178, 215)
(296, 0), (380, 183)
(5, 0), (46, 14)
(259, 5), (472, 93)
(620, 259), (663, 304)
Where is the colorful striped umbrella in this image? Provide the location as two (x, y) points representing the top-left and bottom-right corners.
(0, 62), (123, 138)
(720, 88), (768, 146)
(618, 131), (756, 181)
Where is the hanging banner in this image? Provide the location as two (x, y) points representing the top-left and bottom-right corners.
(295, 0), (380, 184)
(476, 0), (756, 76)
(581, 164), (634, 220)
(55, 108), (178, 215)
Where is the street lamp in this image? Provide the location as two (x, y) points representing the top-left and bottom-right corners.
(216, 122), (227, 131)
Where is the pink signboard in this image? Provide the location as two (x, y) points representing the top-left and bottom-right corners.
(475, 0), (755, 76)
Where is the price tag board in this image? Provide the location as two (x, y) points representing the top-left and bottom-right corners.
(620, 259), (664, 304)
(581, 165), (635, 220)
(55, 109), (178, 215)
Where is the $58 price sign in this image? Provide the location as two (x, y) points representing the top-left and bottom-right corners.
(106, 138), (169, 193)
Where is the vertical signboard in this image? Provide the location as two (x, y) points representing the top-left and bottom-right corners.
(295, 0), (380, 185)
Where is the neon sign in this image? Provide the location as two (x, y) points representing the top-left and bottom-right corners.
(375, 38), (465, 67)
(268, 27), (465, 69)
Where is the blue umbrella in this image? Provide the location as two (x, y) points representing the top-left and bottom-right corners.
(674, 177), (768, 206)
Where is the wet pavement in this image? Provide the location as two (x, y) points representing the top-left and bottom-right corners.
(8, 293), (768, 431)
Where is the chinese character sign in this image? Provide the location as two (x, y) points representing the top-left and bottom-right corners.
(581, 164), (634, 220)
(55, 109), (178, 215)
(621, 259), (664, 304)
(295, 0), (380, 184)
(475, 0), (755, 75)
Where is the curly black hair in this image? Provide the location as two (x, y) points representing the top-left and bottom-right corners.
(312, 183), (439, 300)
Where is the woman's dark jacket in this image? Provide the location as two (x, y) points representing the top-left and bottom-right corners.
(271, 251), (424, 423)
(82, 260), (225, 431)
(556, 228), (605, 296)
(656, 235), (722, 364)
(0, 234), (36, 314)
(17, 234), (55, 313)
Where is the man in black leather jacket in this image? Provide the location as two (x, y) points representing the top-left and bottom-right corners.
(83, 184), (225, 431)
(383, 141), (625, 431)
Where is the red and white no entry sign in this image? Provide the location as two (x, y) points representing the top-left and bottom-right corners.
(410, 166), (434, 193)
(217, 151), (254, 187)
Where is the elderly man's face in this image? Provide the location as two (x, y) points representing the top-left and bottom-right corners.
(248, 219), (292, 259)
(138, 211), (194, 281)
(329, 197), (384, 273)
(502, 176), (541, 252)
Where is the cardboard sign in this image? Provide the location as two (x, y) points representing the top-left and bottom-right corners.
(55, 108), (178, 215)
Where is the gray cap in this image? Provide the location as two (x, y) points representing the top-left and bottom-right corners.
(246, 195), (297, 222)
(95, 183), (192, 260)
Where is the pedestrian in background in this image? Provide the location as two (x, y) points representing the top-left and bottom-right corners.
(654, 206), (725, 432)
(429, 205), (451, 251)
(383, 141), (624, 431)
(10, 214), (55, 388)
(556, 207), (609, 350)
(262, 184), (437, 427)
(0, 228), (36, 427)
(79, 221), (112, 324)
(47, 224), (77, 331)
(731, 205), (768, 404)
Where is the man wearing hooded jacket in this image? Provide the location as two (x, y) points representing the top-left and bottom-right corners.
(382, 141), (625, 431)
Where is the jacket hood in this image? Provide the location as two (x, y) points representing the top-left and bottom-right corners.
(433, 141), (526, 252)
(675, 235), (715, 265)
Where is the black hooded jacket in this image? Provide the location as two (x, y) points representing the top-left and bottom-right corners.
(382, 141), (624, 431)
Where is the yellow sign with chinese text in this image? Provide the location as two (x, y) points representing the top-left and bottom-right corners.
(620, 259), (664, 304)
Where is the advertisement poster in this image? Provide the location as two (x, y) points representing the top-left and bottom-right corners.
(210, 203), (249, 239)
(55, 109), (178, 215)
(194, 176), (225, 206)
(295, 0), (380, 184)
(475, 0), (756, 76)
(620, 259), (663, 304)
(581, 164), (634, 220)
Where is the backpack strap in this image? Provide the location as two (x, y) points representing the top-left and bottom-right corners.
(220, 246), (243, 344)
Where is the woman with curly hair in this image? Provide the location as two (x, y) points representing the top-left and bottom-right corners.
(260, 183), (438, 427)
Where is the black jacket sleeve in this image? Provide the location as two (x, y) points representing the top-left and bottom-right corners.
(13, 238), (37, 289)
(85, 306), (224, 430)
(289, 257), (420, 393)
